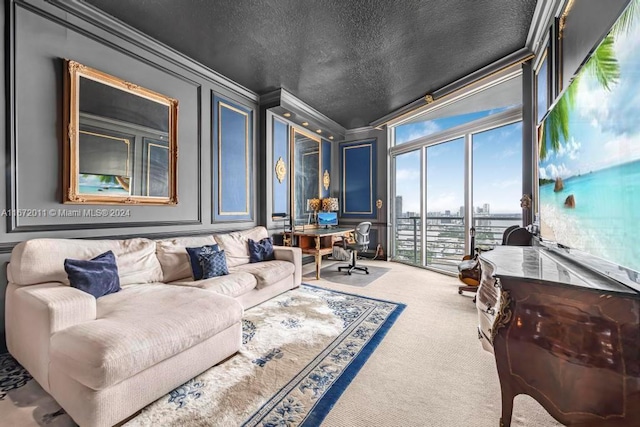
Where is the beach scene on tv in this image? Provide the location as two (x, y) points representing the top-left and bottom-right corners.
(539, 2), (640, 273)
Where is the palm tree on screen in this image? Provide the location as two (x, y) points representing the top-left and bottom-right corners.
(539, 0), (638, 160)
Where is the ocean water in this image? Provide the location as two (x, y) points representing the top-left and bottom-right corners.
(539, 160), (640, 273)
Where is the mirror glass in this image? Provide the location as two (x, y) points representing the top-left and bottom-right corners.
(64, 60), (178, 205)
(292, 129), (321, 224)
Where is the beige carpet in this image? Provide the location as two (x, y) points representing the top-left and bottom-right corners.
(1, 260), (563, 427)
(310, 260), (562, 427)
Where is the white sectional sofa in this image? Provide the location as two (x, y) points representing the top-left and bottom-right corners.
(5, 226), (301, 427)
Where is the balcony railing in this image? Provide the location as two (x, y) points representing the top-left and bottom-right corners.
(394, 215), (522, 272)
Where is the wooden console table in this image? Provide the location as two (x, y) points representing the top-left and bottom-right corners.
(477, 246), (640, 426)
(285, 227), (353, 279)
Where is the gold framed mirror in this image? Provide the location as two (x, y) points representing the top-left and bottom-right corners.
(63, 60), (178, 205)
(291, 128), (322, 225)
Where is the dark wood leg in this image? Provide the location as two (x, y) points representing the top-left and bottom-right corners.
(499, 388), (514, 427)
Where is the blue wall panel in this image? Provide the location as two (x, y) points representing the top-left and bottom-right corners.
(321, 140), (331, 199)
(340, 140), (376, 219)
(272, 118), (289, 215)
(213, 95), (253, 221)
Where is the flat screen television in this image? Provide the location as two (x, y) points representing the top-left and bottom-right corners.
(538, 1), (640, 284)
(317, 212), (338, 227)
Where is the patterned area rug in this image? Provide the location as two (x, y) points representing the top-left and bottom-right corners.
(0, 285), (405, 427)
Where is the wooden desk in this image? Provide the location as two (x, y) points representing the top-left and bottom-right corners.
(286, 227), (353, 279)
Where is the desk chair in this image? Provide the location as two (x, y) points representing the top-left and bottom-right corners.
(338, 222), (371, 275)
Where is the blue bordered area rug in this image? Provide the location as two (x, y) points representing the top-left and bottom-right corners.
(0, 285), (405, 427)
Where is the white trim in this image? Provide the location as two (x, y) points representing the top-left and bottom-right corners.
(420, 146), (427, 266)
(390, 107), (522, 156)
(388, 104), (523, 268)
(464, 133), (473, 256)
(388, 69), (522, 129)
(386, 125), (394, 260)
(526, 0), (564, 55)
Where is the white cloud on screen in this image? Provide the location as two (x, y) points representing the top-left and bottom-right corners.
(575, 80), (610, 131)
(555, 137), (581, 160)
(543, 163), (572, 179)
(602, 132), (640, 165)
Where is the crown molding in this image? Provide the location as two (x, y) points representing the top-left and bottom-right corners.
(525, 0), (566, 55)
(260, 88), (347, 139)
(345, 125), (382, 135)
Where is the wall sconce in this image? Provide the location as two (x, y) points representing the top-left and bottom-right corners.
(322, 197), (339, 212)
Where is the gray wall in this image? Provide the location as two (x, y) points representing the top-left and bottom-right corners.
(0, 0), (261, 351)
(1, 0), (631, 351)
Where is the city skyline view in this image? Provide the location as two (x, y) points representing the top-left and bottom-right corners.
(394, 110), (523, 216)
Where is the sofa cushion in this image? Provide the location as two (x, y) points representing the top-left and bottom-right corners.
(185, 244), (221, 280)
(64, 250), (121, 298)
(155, 235), (217, 282)
(248, 237), (275, 263)
(171, 272), (257, 298)
(8, 238), (162, 287)
(229, 260), (295, 289)
(50, 284), (242, 390)
(200, 250), (230, 278)
(214, 226), (269, 267)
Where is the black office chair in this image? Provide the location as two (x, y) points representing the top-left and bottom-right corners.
(338, 222), (371, 275)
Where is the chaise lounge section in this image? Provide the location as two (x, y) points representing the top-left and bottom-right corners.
(5, 226), (301, 427)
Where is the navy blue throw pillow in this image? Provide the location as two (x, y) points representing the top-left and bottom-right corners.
(64, 250), (121, 299)
(199, 250), (229, 279)
(248, 237), (275, 263)
(186, 244), (220, 280)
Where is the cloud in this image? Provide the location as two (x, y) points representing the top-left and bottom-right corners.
(396, 168), (420, 181)
(575, 79), (611, 131)
(544, 163), (572, 179)
(555, 136), (581, 160)
(426, 192), (459, 212)
(492, 179), (519, 189)
(601, 132), (640, 166)
(396, 121), (441, 144)
(573, 26), (640, 137)
(496, 148), (518, 159)
(539, 167), (548, 180)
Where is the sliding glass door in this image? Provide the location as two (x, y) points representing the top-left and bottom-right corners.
(394, 151), (421, 264)
(425, 138), (466, 271)
(390, 111), (523, 274)
(472, 122), (523, 248)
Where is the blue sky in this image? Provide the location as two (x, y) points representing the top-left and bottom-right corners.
(539, 20), (640, 180)
(394, 112), (522, 215)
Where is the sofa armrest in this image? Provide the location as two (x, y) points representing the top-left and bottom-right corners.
(5, 282), (97, 391)
(273, 246), (302, 286)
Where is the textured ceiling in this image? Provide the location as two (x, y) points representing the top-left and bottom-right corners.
(84, 0), (537, 129)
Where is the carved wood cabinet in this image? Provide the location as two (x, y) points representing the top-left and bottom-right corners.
(476, 246), (640, 427)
